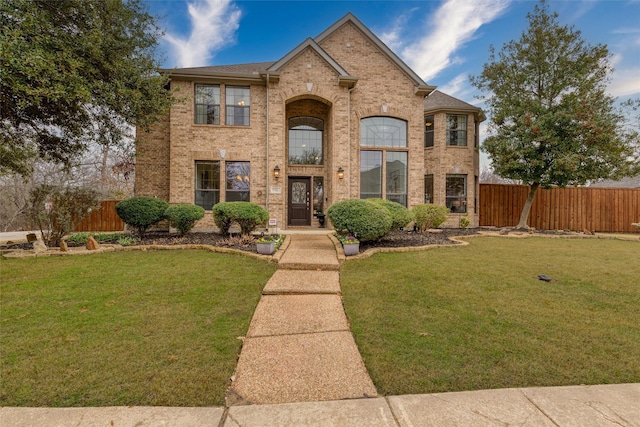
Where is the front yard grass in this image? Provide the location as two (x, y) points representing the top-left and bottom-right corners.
(0, 250), (276, 407)
(341, 237), (640, 395)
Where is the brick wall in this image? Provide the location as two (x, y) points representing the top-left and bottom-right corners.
(135, 19), (479, 229)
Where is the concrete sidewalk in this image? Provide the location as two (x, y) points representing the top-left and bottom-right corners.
(227, 234), (376, 405)
(2, 383), (638, 426)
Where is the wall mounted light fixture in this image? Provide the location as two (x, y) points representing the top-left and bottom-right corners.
(274, 165), (281, 178)
(337, 167), (345, 179)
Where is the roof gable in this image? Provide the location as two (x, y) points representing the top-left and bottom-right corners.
(267, 37), (358, 88)
(315, 13), (435, 95)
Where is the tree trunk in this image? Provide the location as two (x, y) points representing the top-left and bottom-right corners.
(516, 183), (539, 229)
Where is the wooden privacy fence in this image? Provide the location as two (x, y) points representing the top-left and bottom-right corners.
(479, 184), (640, 233)
(74, 200), (124, 232)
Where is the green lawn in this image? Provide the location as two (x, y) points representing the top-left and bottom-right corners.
(0, 250), (276, 407)
(341, 237), (640, 395)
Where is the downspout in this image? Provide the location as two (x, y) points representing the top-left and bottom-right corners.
(265, 74), (270, 213)
(347, 86), (355, 199)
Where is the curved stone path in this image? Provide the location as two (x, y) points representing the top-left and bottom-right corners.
(226, 234), (376, 405)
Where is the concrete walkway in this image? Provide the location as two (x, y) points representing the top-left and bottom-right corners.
(226, 234), (376, 405)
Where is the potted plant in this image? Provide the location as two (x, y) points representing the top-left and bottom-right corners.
(340, 235), (360, 256)
(256, 234), (280, 255)
(316, 211), (326, 228)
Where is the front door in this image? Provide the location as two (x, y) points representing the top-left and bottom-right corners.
(288, 177), (311, 226)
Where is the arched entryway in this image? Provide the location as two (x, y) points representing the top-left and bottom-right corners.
(285, 98), (331, 227)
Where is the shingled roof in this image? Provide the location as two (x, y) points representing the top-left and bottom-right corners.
(589, 175), (640, 188)
(160, 61), (275, 76)
(424, 91), (485, 120)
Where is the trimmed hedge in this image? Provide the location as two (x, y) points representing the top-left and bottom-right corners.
(412, 203), (449, 231)
(115, 196), (169, 237)
(327, 199), (392, 241)
(166, 204), (205, 236)
(212, 202), (269, 235)
(367, 198), (414, 230)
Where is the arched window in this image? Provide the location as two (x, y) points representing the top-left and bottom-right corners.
(288, 116), (324, 165)
(360, 117), (407, 148)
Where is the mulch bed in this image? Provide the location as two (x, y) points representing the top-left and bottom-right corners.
(1, 229), (480, 254)
(359, 228), (478, 251)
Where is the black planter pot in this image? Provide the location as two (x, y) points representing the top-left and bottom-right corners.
(317, 214), (326, 228)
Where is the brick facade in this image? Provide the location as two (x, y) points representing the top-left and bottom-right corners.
(135, 13), (483, 229)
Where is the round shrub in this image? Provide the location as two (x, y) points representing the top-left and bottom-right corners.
(212, 202), (269, 235)
(212, 203), (235, 235)
(367, 198), (414, 230)
(412, 203), (449, 231)
(166, 204), (205, 236)
(327, 199), (392, 241)
(230, 202), (269, 235)
(459, 215), (471, 229)
(115, 196), (169, 237)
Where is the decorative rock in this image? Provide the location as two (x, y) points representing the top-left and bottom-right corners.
(32, 240), (47, 253)
(86, 236), (100, 250)
(499, 228), (510, 235)
(60, 240), (68, 251)
(583, 228), (593, 236)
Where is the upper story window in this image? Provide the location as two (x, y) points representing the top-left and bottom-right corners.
(226, 86), (250, 126)
(288, 116), (324, 165)
(195, 84), (220, 125)
(361, 117), (407, 147)
(446, 114), (467, 146)
(425, 115), (434, 147)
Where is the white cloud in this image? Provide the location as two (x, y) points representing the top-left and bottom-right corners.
(438, 73), (473, 100)
(400, 0), (510, 82)
(609, 67), (640, 97)
(164, 0), (241, 68)
(379, 9), (417, 51)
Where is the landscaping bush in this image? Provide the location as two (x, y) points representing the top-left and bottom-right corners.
(212, 202), (269, 235)
(327, 199), (392, 241)
(367, 198), (414, 230)
(166, 204), (205, 236)
(412, 203), (449, 231)
(115, 196), (169, 237)
(26, 185), (100, 247)
(460, 215), (471, 229)
(212, 203), (235, 235)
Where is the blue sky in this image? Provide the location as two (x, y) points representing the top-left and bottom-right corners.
(146, 0), (640, 167)
(146, 0), (640, 102)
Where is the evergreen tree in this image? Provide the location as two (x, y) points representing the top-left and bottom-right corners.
(471, 2), (639, 228)
(1, 0), (173, 176)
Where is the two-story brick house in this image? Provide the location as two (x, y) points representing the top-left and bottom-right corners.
(135, 13), (484, 229)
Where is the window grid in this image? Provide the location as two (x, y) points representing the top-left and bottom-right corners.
(360, 117), (407, 148)
(288, 117), (324, 165)
(446, 174), (467, 213)
(195, 161), (220, 210)
(425, 115), (434, 148)
(225, 86), (250, 126)
(424, 174), (434, 204)
(195, 84), (220, 125)
(446, 114), (467, 146)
